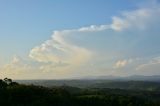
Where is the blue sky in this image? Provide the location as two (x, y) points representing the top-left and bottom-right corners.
(0, 0), (147, 59)
(0, 0), (160, 79)
(0, 0), (140, 58)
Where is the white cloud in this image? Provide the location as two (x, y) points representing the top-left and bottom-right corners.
(70, 5), (160, 32)
(0, 56), (36, 79)
(113, 59), (132, 69)
(78, 5), (160, 32)
(29, 30), (92, 71)
(133, 56), (160, 75)
(111, 16), (129, 31)
(12, 55), (20, 63)
(79, 25), (110, 32)
(29, 4), (160, 63)
(111, 5), (160, 31)
(29, 2), (160, 76)
(136, 57), (160, 70)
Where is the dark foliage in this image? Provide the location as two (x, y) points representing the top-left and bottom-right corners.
(0, 78), (160, 106)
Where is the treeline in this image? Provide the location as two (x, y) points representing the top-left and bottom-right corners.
(0, 78), (160, 106)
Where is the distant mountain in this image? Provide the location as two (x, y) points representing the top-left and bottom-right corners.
(77, 75), (160, 82)
(123, 75), (160, 81)
(15, 75), (160, 90)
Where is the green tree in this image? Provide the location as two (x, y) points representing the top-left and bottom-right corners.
(4, 77), (12, 85)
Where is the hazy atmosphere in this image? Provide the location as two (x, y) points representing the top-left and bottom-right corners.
(0, 0), (160, 79)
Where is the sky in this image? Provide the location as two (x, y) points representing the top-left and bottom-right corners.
(0, 0), (160, 79)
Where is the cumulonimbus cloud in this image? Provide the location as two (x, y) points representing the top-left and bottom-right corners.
(0, 1), (160, 80)
(29, 3), (160, 73)
(29, 30), (92, 67)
